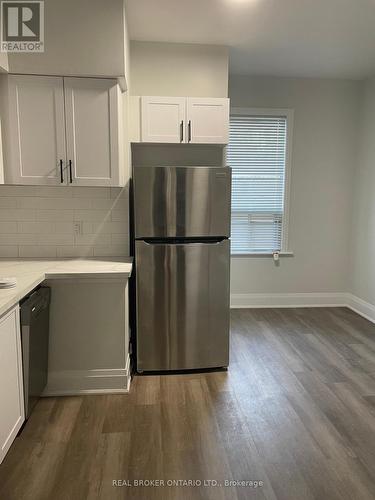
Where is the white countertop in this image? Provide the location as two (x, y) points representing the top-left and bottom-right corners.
(0, 258), (133, 317)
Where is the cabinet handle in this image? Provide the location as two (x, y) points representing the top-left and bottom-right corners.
(59, 159), (64, 183)
(68, 160), (73, 184)
(188, 120), (192, 142)
(180, 120), (184, 142)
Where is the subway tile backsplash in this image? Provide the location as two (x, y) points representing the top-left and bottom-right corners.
(0, 186), (129, 258)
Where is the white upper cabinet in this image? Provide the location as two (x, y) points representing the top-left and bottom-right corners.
(0, 305), (24, 464)
(64, 78), (121, 186)
(2, 75), (124, 187)
(186, 98), (229, 144)
(141, 96), (186, 143)
(139, 96), (229, 144)
(6, 75), (66, 185)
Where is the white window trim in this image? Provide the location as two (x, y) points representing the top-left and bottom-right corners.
(229, 107), (294, 256)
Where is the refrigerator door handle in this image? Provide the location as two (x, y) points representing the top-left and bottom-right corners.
(141, 238), (227, 245)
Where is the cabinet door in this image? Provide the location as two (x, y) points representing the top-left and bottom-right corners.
(141, 96), (185, 143)
(64, 78), (121, 187)
(186, 97), (229, 144)
(0, 305), (24, 464)
(6, 75), (66, 185)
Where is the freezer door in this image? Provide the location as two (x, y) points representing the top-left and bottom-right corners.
(133, 166), (231, 238)
(136, 239), (230, 371)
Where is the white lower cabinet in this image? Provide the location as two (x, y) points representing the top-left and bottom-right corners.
(0, 305), (24, 464)
(45, 279), (130, 395)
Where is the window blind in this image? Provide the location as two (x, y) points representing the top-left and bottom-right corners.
(227, 114), (288, 254)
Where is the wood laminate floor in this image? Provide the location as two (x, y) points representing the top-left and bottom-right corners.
(2, 307), (375, 499)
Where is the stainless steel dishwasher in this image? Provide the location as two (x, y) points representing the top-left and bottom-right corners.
(20, 287), (51, 418)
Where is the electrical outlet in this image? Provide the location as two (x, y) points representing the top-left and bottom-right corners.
(74, 221), (83, 236)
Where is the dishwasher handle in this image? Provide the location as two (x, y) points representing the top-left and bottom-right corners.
(21, 287), (51, 325)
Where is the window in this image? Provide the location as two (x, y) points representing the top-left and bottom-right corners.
(227, 108), (292, 255)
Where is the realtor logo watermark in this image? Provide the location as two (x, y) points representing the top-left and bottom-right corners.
(1, 1), (44, 52)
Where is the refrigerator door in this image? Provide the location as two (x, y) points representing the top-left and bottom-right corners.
(133, 166), (231, 238)
(136, 239), (230, 371)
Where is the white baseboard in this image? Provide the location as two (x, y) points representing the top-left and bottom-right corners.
(230, 291), (375, 325)
(230, 292), (348, 309)
(43, 354), (131, 396)
(346, 294), (375, 324)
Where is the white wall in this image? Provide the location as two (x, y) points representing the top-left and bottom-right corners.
(130, 42), (228, 97)
(0, 186), (129, 258)
(350, 77), (375, 306)
(8, 0), (126, 78)
(0, 53), (8, 73)
(229, 76), (360, 296)
(123, 3), (131, 88)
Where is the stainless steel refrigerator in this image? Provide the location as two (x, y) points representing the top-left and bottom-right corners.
(132, 166), (231, 372)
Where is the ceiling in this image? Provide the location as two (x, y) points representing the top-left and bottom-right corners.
(125, 0), (375, 80)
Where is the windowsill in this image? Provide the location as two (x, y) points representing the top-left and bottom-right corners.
(231, 251), (294, 258)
